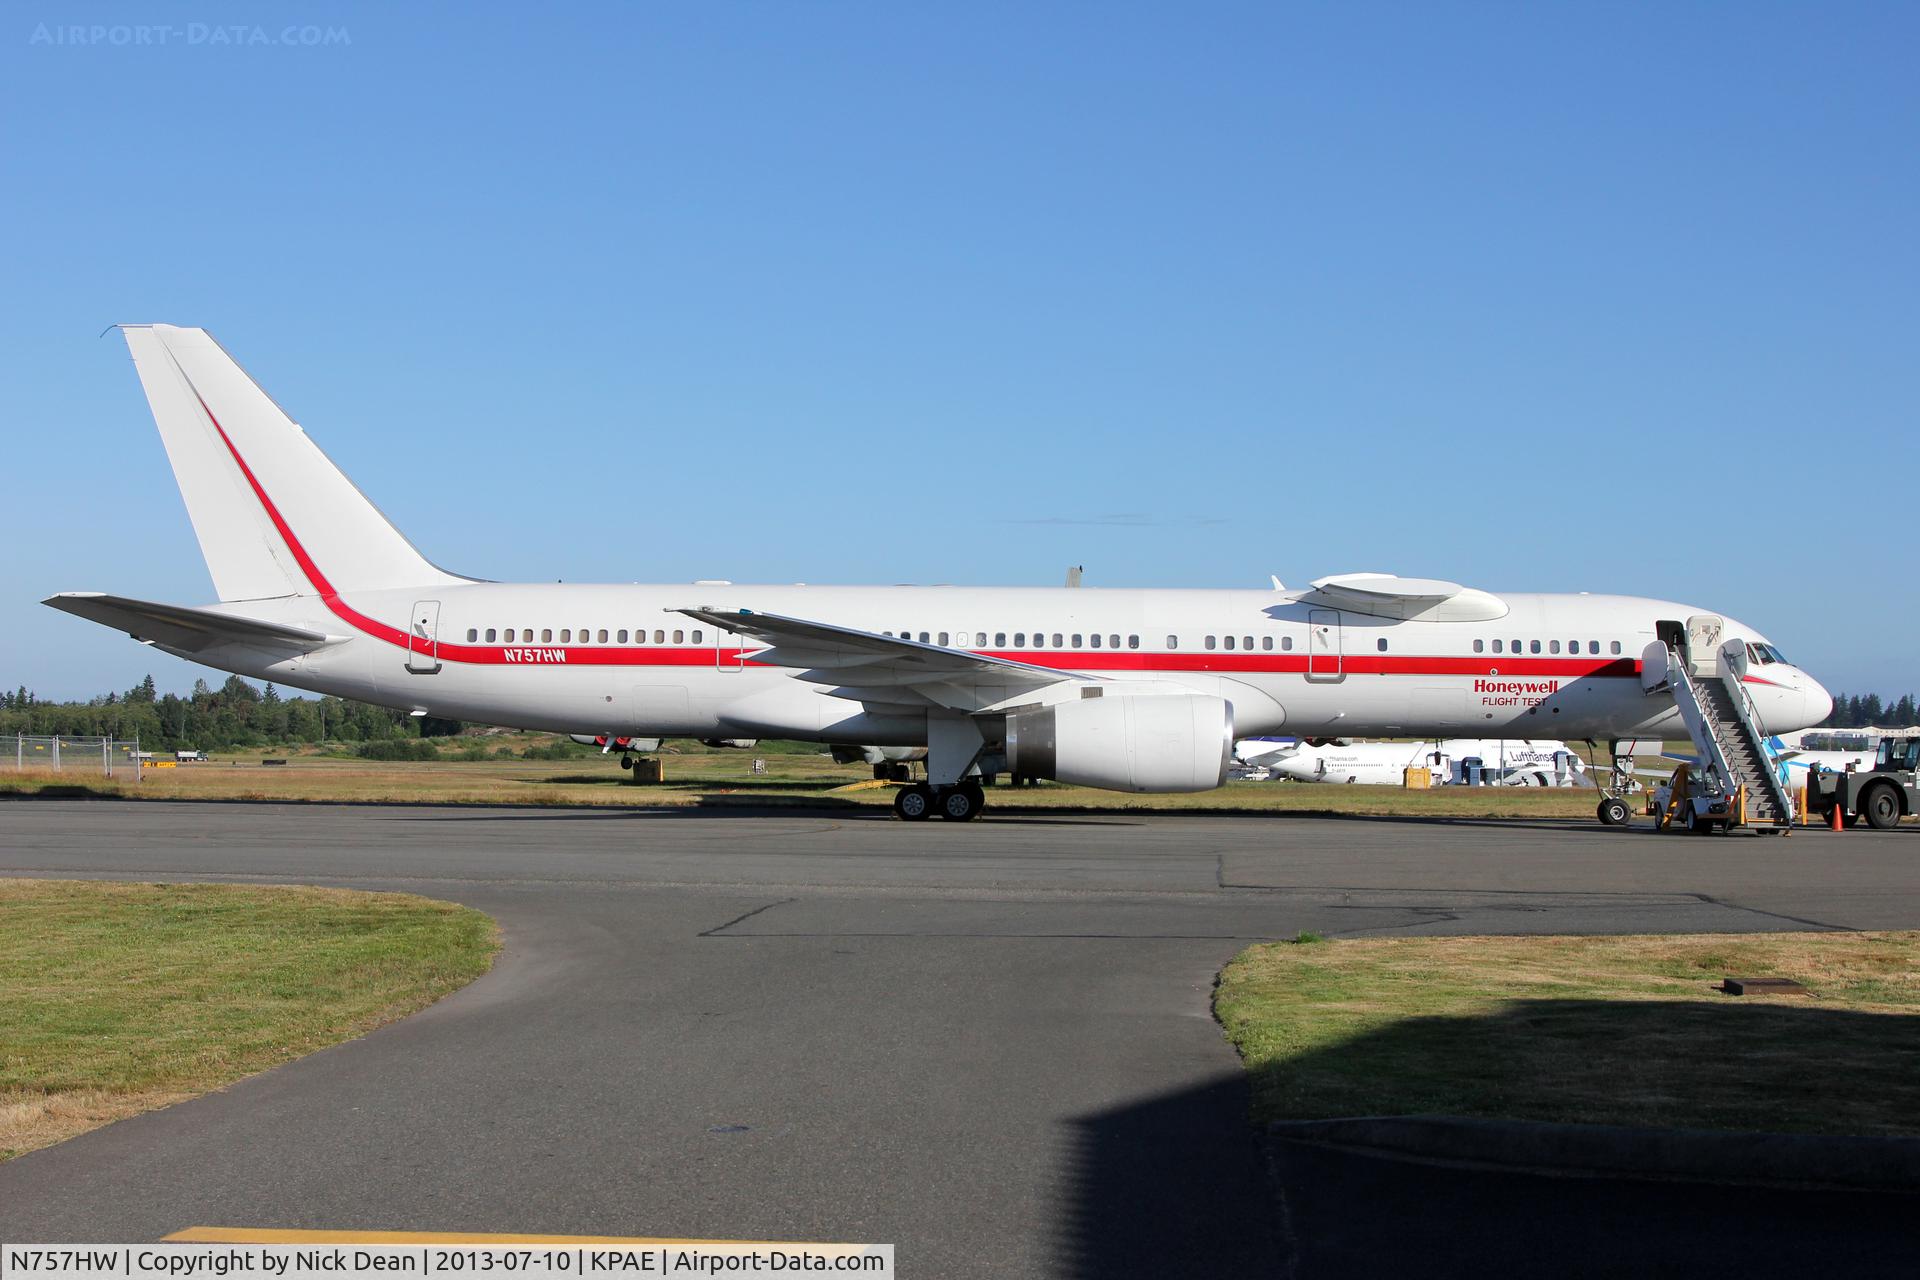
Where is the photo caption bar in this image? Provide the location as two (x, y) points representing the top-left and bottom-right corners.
(1, 1245), (893, 1279)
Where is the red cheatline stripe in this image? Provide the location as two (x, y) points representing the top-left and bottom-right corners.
(194, 390), (416, 651)
(194, 392), (1646, 680)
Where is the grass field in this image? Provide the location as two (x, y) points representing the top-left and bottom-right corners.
(0, 746), (1622, 819)
(1215, 932), (1920, 1136)
(0, 880), (497, 1161)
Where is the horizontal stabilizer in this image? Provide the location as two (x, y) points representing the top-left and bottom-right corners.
(43, 592), (340, 652)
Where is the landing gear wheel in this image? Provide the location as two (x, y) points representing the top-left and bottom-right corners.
(939, 784), (981, 822)
(1862, 784), (1902, 831)
(1597, 797), (1630, 827)
(894, 783), (933, 821)
(618, 755), (634, 770)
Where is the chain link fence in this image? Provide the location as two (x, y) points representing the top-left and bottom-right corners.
(4, 735), (143, 777)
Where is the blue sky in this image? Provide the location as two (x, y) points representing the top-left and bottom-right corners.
(2, 3), (1914, 699)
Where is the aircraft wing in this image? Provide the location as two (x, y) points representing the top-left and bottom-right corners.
(673, 607), (1091, 708)
(44, 592), (341, 652)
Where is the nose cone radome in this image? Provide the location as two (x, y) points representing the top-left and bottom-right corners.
(1803, 675), (1834, 729)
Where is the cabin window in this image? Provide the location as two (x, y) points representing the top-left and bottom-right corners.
(466, 629), (478, 642)
(1492, 639), (1503, 653)
(1262, 636), (1273, 651)
(1473, 639), (1484, 653)
(1072, 633), (1083, 647)
(1567, 639), (1578, 653)
(691, 630), (702, 643)
(956, 632), (969, 646)
(1549, 640), (1560, 654)
(1530, 640), (1541, 654)
(1014, 633), (1026, 647)
(1377, 638), (1388, 651)
(1243, 635), (1254, 650)
(1589, 641), (1600, 655)
(1611, 641), (1622, 654)
(1224, 635), (1236, 651)
(1282, 636), (1294, 651)
(1511, 639), (1521, 652)
(522, 629), (533, 643)
(938, 632), (950, 646)
(1052, 633), (1063, 647)
(1128, 635), (1139, 649)
(995, 632), (1007, 647)
(485, 628), (497, 642)
(1165, 635), (1177, 649)
(541, 629), (553, 643)
(1205, 635), (1217, 650)
(1091, 634), (1103, 648)
(918, 631), (929, 642)
(672, 629), (684, 643)
(1032, 633), (1045, 649)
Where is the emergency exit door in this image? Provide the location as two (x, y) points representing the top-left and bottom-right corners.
(407, 600), (442, 674)
(1305, 609), (1343, 682)
(716, 626), (744, 672)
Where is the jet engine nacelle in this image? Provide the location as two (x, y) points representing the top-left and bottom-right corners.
(1004, 693), (1233, 793)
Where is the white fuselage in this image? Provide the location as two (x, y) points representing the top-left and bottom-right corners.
(171, 582), (1831, 750)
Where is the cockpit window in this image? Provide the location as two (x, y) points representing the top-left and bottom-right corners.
(1747, 643), (1786, 665)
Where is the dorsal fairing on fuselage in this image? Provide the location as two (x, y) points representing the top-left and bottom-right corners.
(1285, 573), (1510, 623)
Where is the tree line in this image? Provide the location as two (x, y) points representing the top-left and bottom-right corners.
(0, 675), (458, 750)
(1819, 692), (1919, 729)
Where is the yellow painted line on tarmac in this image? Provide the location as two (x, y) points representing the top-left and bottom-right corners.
(165, 1227), (859, 1249)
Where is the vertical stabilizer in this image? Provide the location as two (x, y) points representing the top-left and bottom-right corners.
(122, 325), (464, 601)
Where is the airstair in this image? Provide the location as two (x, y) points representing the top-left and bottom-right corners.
(1646, 616), (1796, 832)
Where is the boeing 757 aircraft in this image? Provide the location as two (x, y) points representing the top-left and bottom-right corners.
(46, 326), (1833, 823)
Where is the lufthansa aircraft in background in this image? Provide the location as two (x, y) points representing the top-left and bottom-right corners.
(1237, 737), (1588, 787)
(46, 326), (1833, 822)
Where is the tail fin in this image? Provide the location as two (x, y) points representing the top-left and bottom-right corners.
(121, 325), (465, 602)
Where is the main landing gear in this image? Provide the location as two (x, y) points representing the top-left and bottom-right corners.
(893, 780), (985, 822)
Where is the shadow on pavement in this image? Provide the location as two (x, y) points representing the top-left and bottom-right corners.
(1254, 999), (1920, 1277)
(1056, 1074), (1283, 1278)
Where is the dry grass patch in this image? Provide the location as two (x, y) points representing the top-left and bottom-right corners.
(1216, 932), (1920, 1136)
(0, 879), (497, 1160)
(2, 756), (1604, 819)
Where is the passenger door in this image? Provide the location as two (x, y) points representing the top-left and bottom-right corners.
(406, 600), (441, 674)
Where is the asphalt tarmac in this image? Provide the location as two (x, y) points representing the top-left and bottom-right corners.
(1, 801), (1914, 1275)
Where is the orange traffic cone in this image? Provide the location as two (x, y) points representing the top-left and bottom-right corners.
(1830, 802), (1844, 832)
